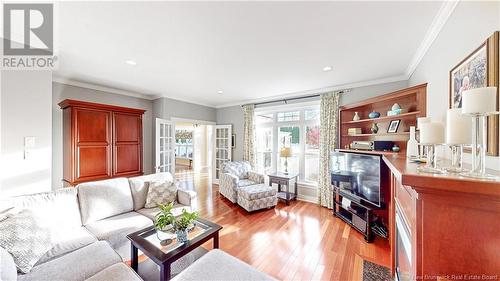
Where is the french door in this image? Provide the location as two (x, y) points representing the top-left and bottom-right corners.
(155, 118), (175, 174)
(213, 125), (232, 184)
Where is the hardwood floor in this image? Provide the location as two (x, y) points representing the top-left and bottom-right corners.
(175, 167), (390, 280)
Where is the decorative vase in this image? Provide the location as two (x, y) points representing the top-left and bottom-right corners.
(371, 123), (379, 134)
(406, 126), (419, 158)
(353, 112), (361, 121)
(391, 103), (401, 111)
(392, 145), (400, 152)
(176, 229), (188, 243)
(368, 111), (381, 119)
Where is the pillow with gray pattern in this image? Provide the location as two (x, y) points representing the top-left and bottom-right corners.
(145, 181), (178, 208)
(0, 209), (52, 273)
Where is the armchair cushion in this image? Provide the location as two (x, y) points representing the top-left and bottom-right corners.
(237, 179), (257, 187)
(248, 171), (265, 184)
(222, 161), (252, 179)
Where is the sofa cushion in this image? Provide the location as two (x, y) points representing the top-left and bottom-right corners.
(1, 246), (17, 281)
(18, 241), (121, 281)
(239, 185), (277, 200)
(171, 249), (276, 281)
(0, 209), (52, 273)
(85, 263), (142, 281)
(77, 178), (134, 225)
(37, 227), (97, 265)
(8, 188), (82, 228)
(84, 212), (153, 252)
(137, 204), (192, 221)
(129, 172), (174, 210)
(144, 180), (178, 208)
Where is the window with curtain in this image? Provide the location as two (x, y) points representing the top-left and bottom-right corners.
(255, 104), (320, 185)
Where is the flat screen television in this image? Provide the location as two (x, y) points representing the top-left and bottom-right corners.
(330, 151), (381, 207)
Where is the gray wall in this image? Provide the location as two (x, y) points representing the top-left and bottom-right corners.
(153, 97), (216, 122)
(1, 71), (53, 198)
(52, 82), (154, 189)
(216, 80), (408, 161)
(409, 1), (500, 170)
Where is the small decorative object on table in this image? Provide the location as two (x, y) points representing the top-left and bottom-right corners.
(391, 103), (401, 111)
(353, 112), (361, 121)
(154, 202), (175, 241)
(418, 122), (445, 174)
(280, 147), (292, 174)
(370, 123), (379, 134)
(348, 128), (362, 135)
(392, 144), (400, 152)
(387, 120), (401, 133)
(445, 108), (471, 173)
(368, 111), (380, 119)
(173, 209), (199, 243)
(406, 126), (419, 159)
(460, 87), (499, 180)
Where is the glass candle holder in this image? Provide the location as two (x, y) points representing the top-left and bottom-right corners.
(444, 145), (464, 173)
(418, 144), (445, 174)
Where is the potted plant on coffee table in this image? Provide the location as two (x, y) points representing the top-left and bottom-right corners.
(155, 202), (175, 240)
(173, 209), (199, 243)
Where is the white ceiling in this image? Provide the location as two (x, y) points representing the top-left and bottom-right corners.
(54, 1), (444, 107)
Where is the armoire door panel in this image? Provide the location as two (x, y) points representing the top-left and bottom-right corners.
(114, 145), (141, 175)
(75, 109), (111, 143)
(77, 146), (111, 180)
(114, 113), (140, 142)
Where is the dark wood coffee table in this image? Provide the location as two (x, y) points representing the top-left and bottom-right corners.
(127, 218), (222, 281)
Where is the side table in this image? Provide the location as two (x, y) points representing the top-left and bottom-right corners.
(267, 172), (298, 205)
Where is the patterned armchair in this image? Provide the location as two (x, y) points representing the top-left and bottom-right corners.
(219, 161), (265, 203)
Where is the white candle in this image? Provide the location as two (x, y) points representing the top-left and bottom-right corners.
(446, 108), (472, 145)
(420, 122), (445, 144)
(462, 87), (497, 114)
(417, 117), (431, 130)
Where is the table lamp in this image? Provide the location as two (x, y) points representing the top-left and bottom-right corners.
(280, 147), (292, 174)
(461, 87), (499, 180)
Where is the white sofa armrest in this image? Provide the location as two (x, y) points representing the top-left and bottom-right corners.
(177, 189), (198, 211)
(248, 171), (265, 184)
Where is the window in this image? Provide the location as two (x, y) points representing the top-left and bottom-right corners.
(254, 104), (320, 185)
(175, 129), (193, 159)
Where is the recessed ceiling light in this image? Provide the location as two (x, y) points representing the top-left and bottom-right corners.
(125, 60), (137, 66)
(218, 90), (224, 94)
(323, 66), (332, 72)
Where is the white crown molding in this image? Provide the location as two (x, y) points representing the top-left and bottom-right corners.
(215, 74), (408, 108)
(405, 0), (459, 78)
(52, 76), (159, 100)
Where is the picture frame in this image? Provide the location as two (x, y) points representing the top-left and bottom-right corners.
(449, 31), (499, 156)
(387, 120), (400, 133)
(231, 134), (236, 148)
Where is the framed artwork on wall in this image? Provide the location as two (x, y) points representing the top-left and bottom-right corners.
(449, 31), (499, 156)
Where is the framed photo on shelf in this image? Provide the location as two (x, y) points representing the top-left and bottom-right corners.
(387, 120), (401, 133)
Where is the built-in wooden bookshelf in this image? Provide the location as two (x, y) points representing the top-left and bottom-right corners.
(339, 84), (427, 153)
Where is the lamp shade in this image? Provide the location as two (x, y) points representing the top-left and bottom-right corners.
(417, 117), (431, 129)
(420, 122), (445, 144)
(446, 108), (472, 145)
(461, 87), (497, 114)
(280, 147), (292, 157)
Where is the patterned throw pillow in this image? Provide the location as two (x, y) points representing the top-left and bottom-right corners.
(0, 209), (52, 273)
(145, 181), (178, 208)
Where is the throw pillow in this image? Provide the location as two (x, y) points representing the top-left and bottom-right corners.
(0, 209), (52, 273)
(145, 180), (178, 208)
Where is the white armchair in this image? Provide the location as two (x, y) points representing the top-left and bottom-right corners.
(219, 161), (265, 203)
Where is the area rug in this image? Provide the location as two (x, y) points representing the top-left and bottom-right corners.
(362, 260), (391, 281)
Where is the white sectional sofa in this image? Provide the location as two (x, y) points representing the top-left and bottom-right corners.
(0, 172), (196, 281)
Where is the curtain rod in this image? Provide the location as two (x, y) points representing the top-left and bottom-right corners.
(241, 89), (348, 108)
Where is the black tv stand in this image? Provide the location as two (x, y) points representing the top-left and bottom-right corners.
(332, 186), (385, 242)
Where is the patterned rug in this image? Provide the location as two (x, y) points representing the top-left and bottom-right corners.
(362, 260), (391, 281)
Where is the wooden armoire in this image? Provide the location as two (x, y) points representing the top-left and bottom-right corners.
(59, 99), (145, 186)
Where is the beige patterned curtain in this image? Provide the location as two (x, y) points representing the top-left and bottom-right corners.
(318, 91), (340, 208)
(242, 104), (256, 167)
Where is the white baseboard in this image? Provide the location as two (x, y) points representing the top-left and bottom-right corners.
(297, 194), (318, 204)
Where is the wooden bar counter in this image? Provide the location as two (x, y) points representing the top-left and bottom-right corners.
(382, 155), (500, 281)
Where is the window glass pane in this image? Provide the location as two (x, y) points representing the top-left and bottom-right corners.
(278, 126), (300, 153)
(277, 111), (300, 122)
(305, 109), (320, 120)
(256, 113), (273, 124)
(278, 155), (299, 175)
(305, 154), (319, 182)
(256, 127), (273, 173)
(306, 125), (320, 152)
